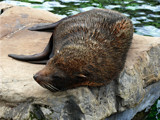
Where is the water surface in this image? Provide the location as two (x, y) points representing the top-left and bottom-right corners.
(1, 0), (160, 37)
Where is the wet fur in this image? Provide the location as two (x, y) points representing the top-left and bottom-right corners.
(8, 9), (133, 91)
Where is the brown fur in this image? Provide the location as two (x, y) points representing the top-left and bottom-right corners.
(9, 9), (133, 91)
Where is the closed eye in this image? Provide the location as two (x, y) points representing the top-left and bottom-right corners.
(53, 76), (62, 80)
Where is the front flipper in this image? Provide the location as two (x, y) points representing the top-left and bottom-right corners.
(29, 60), (48, 64)
(8, 35), (53, 64)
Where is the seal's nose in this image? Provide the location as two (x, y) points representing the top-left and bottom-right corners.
(33, 74), (38, 80)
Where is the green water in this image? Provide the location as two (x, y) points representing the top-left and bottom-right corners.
(1, 0), (160, 119)
(1, 0), (160, 37)
(133, 97), (160, 120)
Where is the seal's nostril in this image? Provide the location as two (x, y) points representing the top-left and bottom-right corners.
(33, 74), (38, 80)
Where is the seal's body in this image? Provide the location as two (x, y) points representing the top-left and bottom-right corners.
(9, 9), (133, 91)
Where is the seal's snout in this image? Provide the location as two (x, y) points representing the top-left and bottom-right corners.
(33, 72), (60, 92)
(33, 74), (38, 81)
(33, 74), (42, 84)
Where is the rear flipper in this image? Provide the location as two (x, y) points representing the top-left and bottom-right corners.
(8, 35), (53, 64)
(28, 16), (70, 32)
(28, 23), (59, 32)
(8, 16), (71, 64)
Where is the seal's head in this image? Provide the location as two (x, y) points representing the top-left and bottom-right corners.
(33, 44), (107, 91)
(33, 65), (90, 91)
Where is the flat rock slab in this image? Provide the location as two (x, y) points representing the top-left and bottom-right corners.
(0, 3), (61, 100)
(0, 3), (160, 120)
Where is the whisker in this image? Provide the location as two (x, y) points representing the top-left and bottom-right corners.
(38, 81), (46, 88)
(46, 83), (59, 91)
(36, 80), (59, 91)
(44, 84), (56, 91)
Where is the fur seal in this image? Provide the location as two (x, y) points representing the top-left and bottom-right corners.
(8, 9), (133, 92)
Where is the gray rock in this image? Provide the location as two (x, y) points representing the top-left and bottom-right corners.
(107, 81), (160, 120)
(0, 3), (160, 120)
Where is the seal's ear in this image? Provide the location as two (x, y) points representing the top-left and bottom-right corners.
(76, 74), (87, 78)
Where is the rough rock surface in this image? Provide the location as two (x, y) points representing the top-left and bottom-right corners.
(0, 3), (160, 120)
